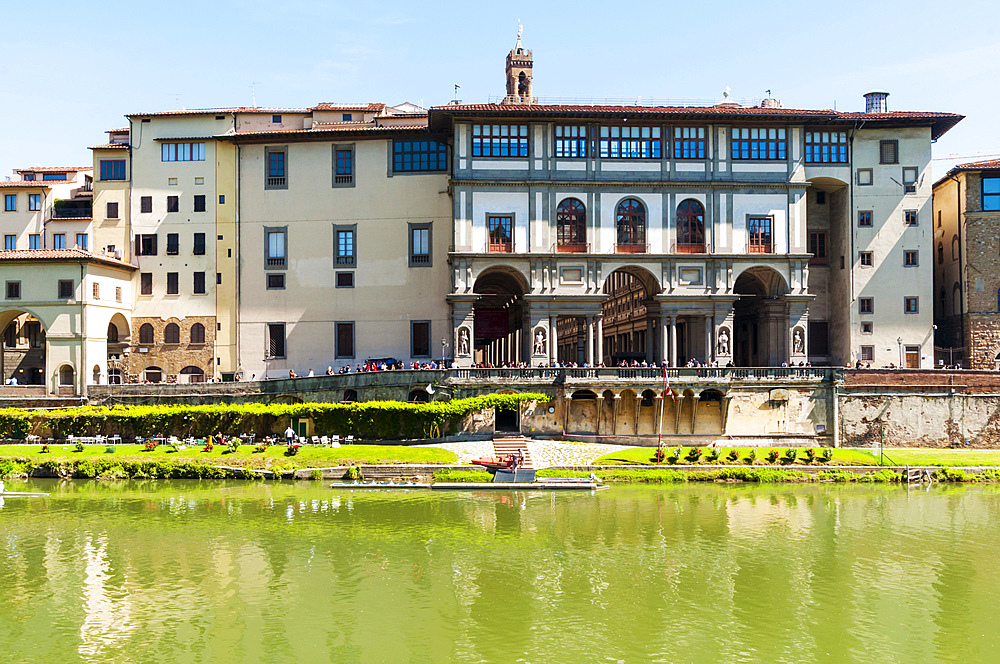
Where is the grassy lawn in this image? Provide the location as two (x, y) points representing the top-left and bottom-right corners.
(853, 448), (1000, 467)
(594, 446), (878, 466)
(0, 443), (457, 469)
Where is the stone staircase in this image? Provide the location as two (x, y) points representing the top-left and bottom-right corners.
(492, 435), (534, 468)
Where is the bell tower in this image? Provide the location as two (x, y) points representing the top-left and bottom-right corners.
(504, 28), (534, 104)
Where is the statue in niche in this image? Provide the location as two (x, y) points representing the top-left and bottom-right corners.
(533, 328), (547, 355)
(717, 327), (731, 356)
(458, 328), (470, 356)
(793, 327), (805, 354)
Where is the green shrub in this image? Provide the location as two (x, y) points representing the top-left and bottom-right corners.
(73, 442), (84, 453)
(804, 448), (817, 463)
(705, 447), (721, 463)
(686, 447), (702, 463)
(745, 448), (757, 464)
(345, 465), (364, 480)
(820, 448), (834, 463)
(765, 449), (779, 464)
(782, 448), (799, 464)
(726, 449), (740, 462)
(667, 446), (682, 464)
(310, 469), (323, 480)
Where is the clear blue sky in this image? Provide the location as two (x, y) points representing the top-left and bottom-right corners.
(1, 0), (997, 179)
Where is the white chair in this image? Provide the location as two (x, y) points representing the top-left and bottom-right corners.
(311, 436), (321, 445)
(95, 435), (107, 444)
(344, 435), (354, 445)
(329, 435), (340, 446)
(320, 436), (330, 446)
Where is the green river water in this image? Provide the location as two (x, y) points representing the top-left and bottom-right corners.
(1, 479), (998, 663)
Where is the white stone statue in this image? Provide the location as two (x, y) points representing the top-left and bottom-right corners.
(717, 327), (731, 356)
(458, 328), (470, 356)
(793, 327), (805, 354)
(533, 328), (547, 355)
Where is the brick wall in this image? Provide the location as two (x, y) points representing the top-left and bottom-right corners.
(127, 316), (216, 382)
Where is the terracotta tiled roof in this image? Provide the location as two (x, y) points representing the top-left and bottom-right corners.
(0, 248), (136, 269)
(15, 166), (91, 173)
(225, 124), (431, 140)
(127, 107), (309, 118)
(313, 102), (387, 113)
(89, 143), (129, 150)
(107, 127), (130, 134)
(955, 158), (1000, 170)
(0, 180), (52, 188)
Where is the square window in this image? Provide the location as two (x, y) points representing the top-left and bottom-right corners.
(58, 279), (74, 299)
(861, 321), (873, 334)
(99, 159), (126, 180)
(136, 234), (157, 256)
(53, 233), (66, 249)
(6, 281), (20, 299)
(858, 210), (873, 227)
(859, 297), (874, 315)
(267, 323), (286, 358)
(28, 234), (40, 250)
(860, 345), (875, 362)
(193, 195), (206, 212)
(28, 194), (41, 211)
(140, 196), (153, 213)
(904, 296), (919, 314)
(879, 139), (899, 164)
(193, 271), (206, 294)
(106, 201), (119, 219)
(272, 114), (282, 123)
(167, 196), (179, 213)
(193, 232), (206, 255)
(342, 113), (351, 122)
(335, 271), (354, 288)
(336, 322), (355, 358)
(859, 251), (873, 267)
(166, 233), (179, 255)
(168, 178), (178, 186)
(166, 272), (179, 295)
(903, 249), (919, 266)
(983, 177), (1000, 211)
(75, 233), (88, 250)
(195, 177), (205, 185)
(4, 235), (15, 251)
(904, 210), (918, 226)
(140, 272), (152, 295)
(5, 194), (16, 211)
(857, 169), (873, 186)
(902, 167), (918, 185)
(267, 273), (285, 289)
(411, 321), (431, 357)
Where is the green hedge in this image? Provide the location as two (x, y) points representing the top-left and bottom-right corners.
(0, 393), (550, 441)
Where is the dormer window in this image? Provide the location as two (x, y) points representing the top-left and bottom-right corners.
(342, 113), (352, 122)
(23, 173), (35, 181)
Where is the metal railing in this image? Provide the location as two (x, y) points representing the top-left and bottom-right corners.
(614, 242), (648, 254)
(452, 367), (834, 382)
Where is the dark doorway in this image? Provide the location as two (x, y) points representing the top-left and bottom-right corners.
(495, 406), (519, 432)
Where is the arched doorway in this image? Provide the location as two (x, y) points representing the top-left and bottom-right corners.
(472, 269), (526, 366)
(408, 388), (430, 403)
(0, 310), (46, 385)
(733, 267), (790, 366)
(180, 366), (205, 384)
(600, 267), (661, 365)
(106, 313), (130, 385)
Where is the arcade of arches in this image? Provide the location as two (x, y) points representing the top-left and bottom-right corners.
(1, 312), (46, 385)
(455, 264), (809, 367)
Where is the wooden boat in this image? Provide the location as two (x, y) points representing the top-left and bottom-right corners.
(470, 454), (515, 470)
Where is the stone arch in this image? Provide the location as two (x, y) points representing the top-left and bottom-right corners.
(601, 265), (662, 365)
(733, 266), (791, 366)
(92, 364), (101, 384)
(696, 388), (725, 434)
(471, 267), (529, 366)
(142, 365), (164, 383)
(343, 388), (358, 402)
(0, 308), (48, 386)
(617, 389), (638, 436)
(597, 389), (616, 436)
(566, 389), (599, 435)
(179, 366), (205, 384)
(408, 388), (430, 403)
(58, 364), (75, 386)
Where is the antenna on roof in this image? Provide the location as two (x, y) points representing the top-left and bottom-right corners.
(250, 82), (262, 108)
(167, 93), (182, 110)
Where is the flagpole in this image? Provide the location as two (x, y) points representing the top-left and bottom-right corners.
(657, 363), (666, 463)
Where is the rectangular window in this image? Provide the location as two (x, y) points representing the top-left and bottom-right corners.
(879, 139), (899, 164)
(335, 322), (355, 358)
(411, 321), (431, 357)
(166, 233), (179, 255)
(136, 234), (157, 256)
(4, 194), (16, 212)
(808, 231), (827, 265)
(4, 235), (15, 251)
(554, 126), (588, 158)
(805, 131), (848, 163)
(193, 194), (206, 212)
(140, 196), (152, 213)
(265, 228), (286, 268)
(219, 195), (226, 204)
(904, 210), (918, 226)
(335, 271), (354, 288)
(92, 282), (100, 300)
(267, 323), (286, 358)
(983, 176), (1000, 211)
(859, 297), (874, 315)
(471, 124), (529, 157)
(166, 272), (178, 295)
(6, 281), (20, 299)
(335, 227), (356, 266)
(43, 173), (66, 181)
(747, 216), (773, 253)
(266, 273), (285, 289)
(673, 127), (706, 160)
(393, 139), (449, 171)
(334, 147), (354, 186)
(857, 169), (873, 186)
(116, 286), (122, 302)
(167, 196), (179, 213)
(160, 142), (205, 162)
(858, 210), (873, 227)
(903, 249), (919, 267)
(409, 224), (431, 266)
(58, 279), (74, 299)
(861, 321), (873, 334)
(53, 233), (66, 249)
(599, 125), (661, 159)
(272, 114), (282, 123)
(140, 272), (153, 295)
(99, 159), (126, 180)
(902, 167), (918, 189)
(860, 345), (875, 362)
(28, 234), (40, 250)
(488, 215), (513, 252)
(75, 233), (88, 250)
(731, 127), (786, 160)
(904, 296), (919, 314)
(859, 251), (873, 267)
(816, 191), (826, 204)
(106, 201), (119, 218)
(28, 194), (41, 211)
(23, 173), (34, 181)
(193, 232), (206, 255)
(265, 148), (287, 189)
(808, 321), (830, 355)
(193, 271), (206, 294)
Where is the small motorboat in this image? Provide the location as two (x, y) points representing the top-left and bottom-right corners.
(470, 454), (515, 471)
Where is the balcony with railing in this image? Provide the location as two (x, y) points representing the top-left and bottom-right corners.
(265, 176), (286, 189)
(615, 242), (647, 254)
(553, 242), (589, 253)
(266, 256), (286, 268)
(488, 241), (513, 253)
(673, 242), (706, 254)
(335, 254), (356, 266)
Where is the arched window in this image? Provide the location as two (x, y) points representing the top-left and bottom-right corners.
(556, 198), (586, 251)
(953, 283), (962, 316)
(108, 368), (122, 385)
(164, 323), (180, 344)
(938, 242), (944, 264)
(180, 366), (205, 383)
(952, 235), (960, 260)
(107, 322), (119, 343)
(939, 287), (947, 316)
(343, 388), (358, 402)
(139, 323), (154, 344)
(676, 199), (705, 252)
(190, 323), (205, 344)
(58, 365), (75, 386)
(143, 366), (163, 383)
(616, 198), (646, 252)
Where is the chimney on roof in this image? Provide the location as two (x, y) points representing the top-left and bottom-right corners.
(864, 90), (890, 113)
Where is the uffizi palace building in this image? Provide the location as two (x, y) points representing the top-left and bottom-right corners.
(0, 36), (971, 395)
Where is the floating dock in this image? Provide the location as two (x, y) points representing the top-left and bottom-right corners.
(0, 492), (50, 497)
(331, 481), (605, 491)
